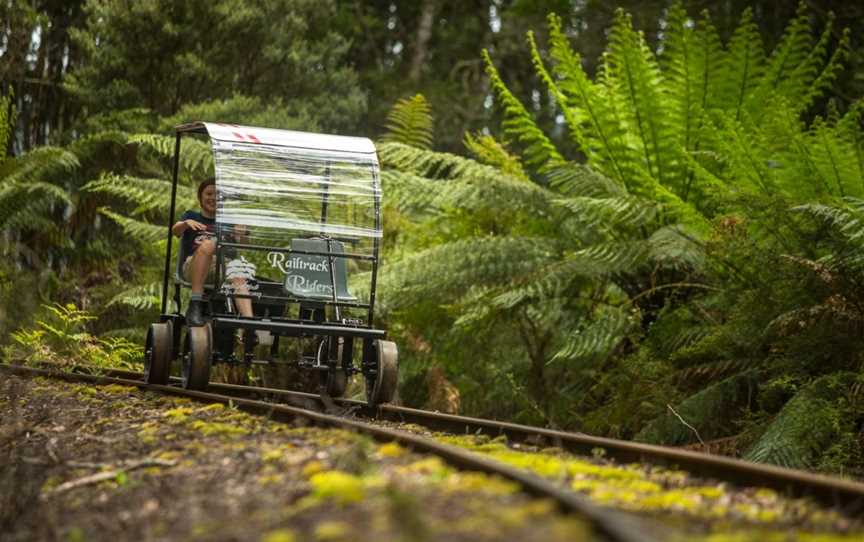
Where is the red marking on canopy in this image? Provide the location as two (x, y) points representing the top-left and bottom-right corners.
(246, 133), (262, 144)
(232, 132), (246, 140)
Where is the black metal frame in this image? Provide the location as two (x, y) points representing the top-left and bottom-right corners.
(158, 123), (386, 364)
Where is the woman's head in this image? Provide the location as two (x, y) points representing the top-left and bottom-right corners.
(198, 177), (217, 216)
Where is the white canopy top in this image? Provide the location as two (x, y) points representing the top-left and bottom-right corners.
(177, 121), (377, 154)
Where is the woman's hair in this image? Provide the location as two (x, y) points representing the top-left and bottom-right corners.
(197, 177), (216, 200)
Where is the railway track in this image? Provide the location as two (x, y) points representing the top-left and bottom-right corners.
(82, 365), (864, 515)
(1, 363), (660, 542)
(7, 362), (864, 538)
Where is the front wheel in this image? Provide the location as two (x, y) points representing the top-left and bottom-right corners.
(366, 340), (398, 406)
(144, 321), (172, 385)
(182, 324), (212, 390)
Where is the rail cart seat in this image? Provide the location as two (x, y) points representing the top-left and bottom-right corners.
(285, 238), (357, 303)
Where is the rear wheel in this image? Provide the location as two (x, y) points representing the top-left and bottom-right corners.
(183, 324), (212, 390)
(144, 321), (172, 385)
(366, 339), (398, 406)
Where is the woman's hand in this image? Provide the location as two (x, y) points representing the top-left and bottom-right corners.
(185, 219), (208, 231)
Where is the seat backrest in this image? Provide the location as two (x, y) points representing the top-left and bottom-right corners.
(284, 238), (356, 302)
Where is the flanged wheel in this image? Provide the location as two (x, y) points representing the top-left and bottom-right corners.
(182, 324), (212, 390)
(144, 321), (172, 385)
(318, 337), (347, 397)
(366, 339), (398, 406)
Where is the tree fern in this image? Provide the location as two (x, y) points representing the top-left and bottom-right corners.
(551, 306), (636, 365)
(379, 94), (434, 150)
(129, 133), (213, 178)
(83, 173), (196, 215)
(482, 48), (565, 173)
(636, 372), (756, 445)
(603, 9), (680, 191)
(745, 375), (849, 469)
(717, 8), (765, 120)
(463, 132), (530, 182)
(97, 208), (166, 242)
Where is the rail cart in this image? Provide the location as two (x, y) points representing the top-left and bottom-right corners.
(143, 122), (398, 405)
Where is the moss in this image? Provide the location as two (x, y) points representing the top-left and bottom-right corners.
(442, 472), (519, 496)
(162, 407), (194, 424)
(314, 521), (350, 541)
(198, 403), (225, 412)
(394, 457), (452, 481)
(303, 461), (325, 478)
(496, 499), (557, 527)
(189, 419), (248, 437)
(102, 384), (137, 395)
(261, 529), (297, 542)
(262, 449), (285, 462)
(309, 470), (365, 505)
(137, 421), (159, 444)
(377, 442), (406, 458)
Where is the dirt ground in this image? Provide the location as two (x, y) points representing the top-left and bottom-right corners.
(0, 374), (596, 542)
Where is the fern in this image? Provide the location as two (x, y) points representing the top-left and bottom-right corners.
(98, 208), (166, 242)
(380, 94), (434, 149)
(463, 132), (530, 182)
(551, 306), (636, 365)
(83, 173), (196, 215)
(107, 281), (162, 310)
(745, 375), (849, 469)
(483, 48), (565, 173)
(129, 133), (213, 177)
(603, 9), (680, 190)
(636, 373), (756, 445)
(718, 8), (765, 120)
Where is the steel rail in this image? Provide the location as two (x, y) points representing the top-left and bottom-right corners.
(1, 364), (659, 542)
(28, 364), (864, 515)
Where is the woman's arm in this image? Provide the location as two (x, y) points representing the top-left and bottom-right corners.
(172, 218), (208, 237)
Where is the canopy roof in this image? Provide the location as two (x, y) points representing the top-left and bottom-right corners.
(175, 121), (377, 154)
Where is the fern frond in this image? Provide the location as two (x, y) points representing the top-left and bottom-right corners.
(0, 146), (79, 184)
(380, 170), (441, 215)
(718, 8), (765, 120)
(107, 281), (162, 310)
(463, 132), (530, 182)
(98, 208), (166, 242)
(129, 133), (213, 177)
(546, 163), (626, 198)
(378, 237), (558, 307)
(0, 180), (72, 230)
(554, 195), (658, 231)
(746, 2), (817, 117)
(602, 9), (681, 190)
(83, 173), (196, 215)
(378, 142), (519, 184)
(646, 224), (705, 270)
(545, 14), (638, 187)
(550, 306), (636, 364)
(380, 94), (434, 149)
(745, 375), (849, 469)
(482, 48), (565, 173)
(798, 28), (849, 113)
(635, 373), (756, 445)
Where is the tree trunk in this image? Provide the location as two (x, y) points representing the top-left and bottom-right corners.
(408, 0), (438, 83)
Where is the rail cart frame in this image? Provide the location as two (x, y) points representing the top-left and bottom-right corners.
(143, 122), (398, 405)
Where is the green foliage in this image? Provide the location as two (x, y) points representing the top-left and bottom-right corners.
(380, 94), (434, 150)
(636, 373), (756, 446)
(745, 375), (851, 469)
(4, 303), (142, 370)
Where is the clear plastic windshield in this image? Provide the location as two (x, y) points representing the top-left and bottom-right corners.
(210, 138), (380, 308)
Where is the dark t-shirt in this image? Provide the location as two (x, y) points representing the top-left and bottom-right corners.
(179, 210), (215, 262)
